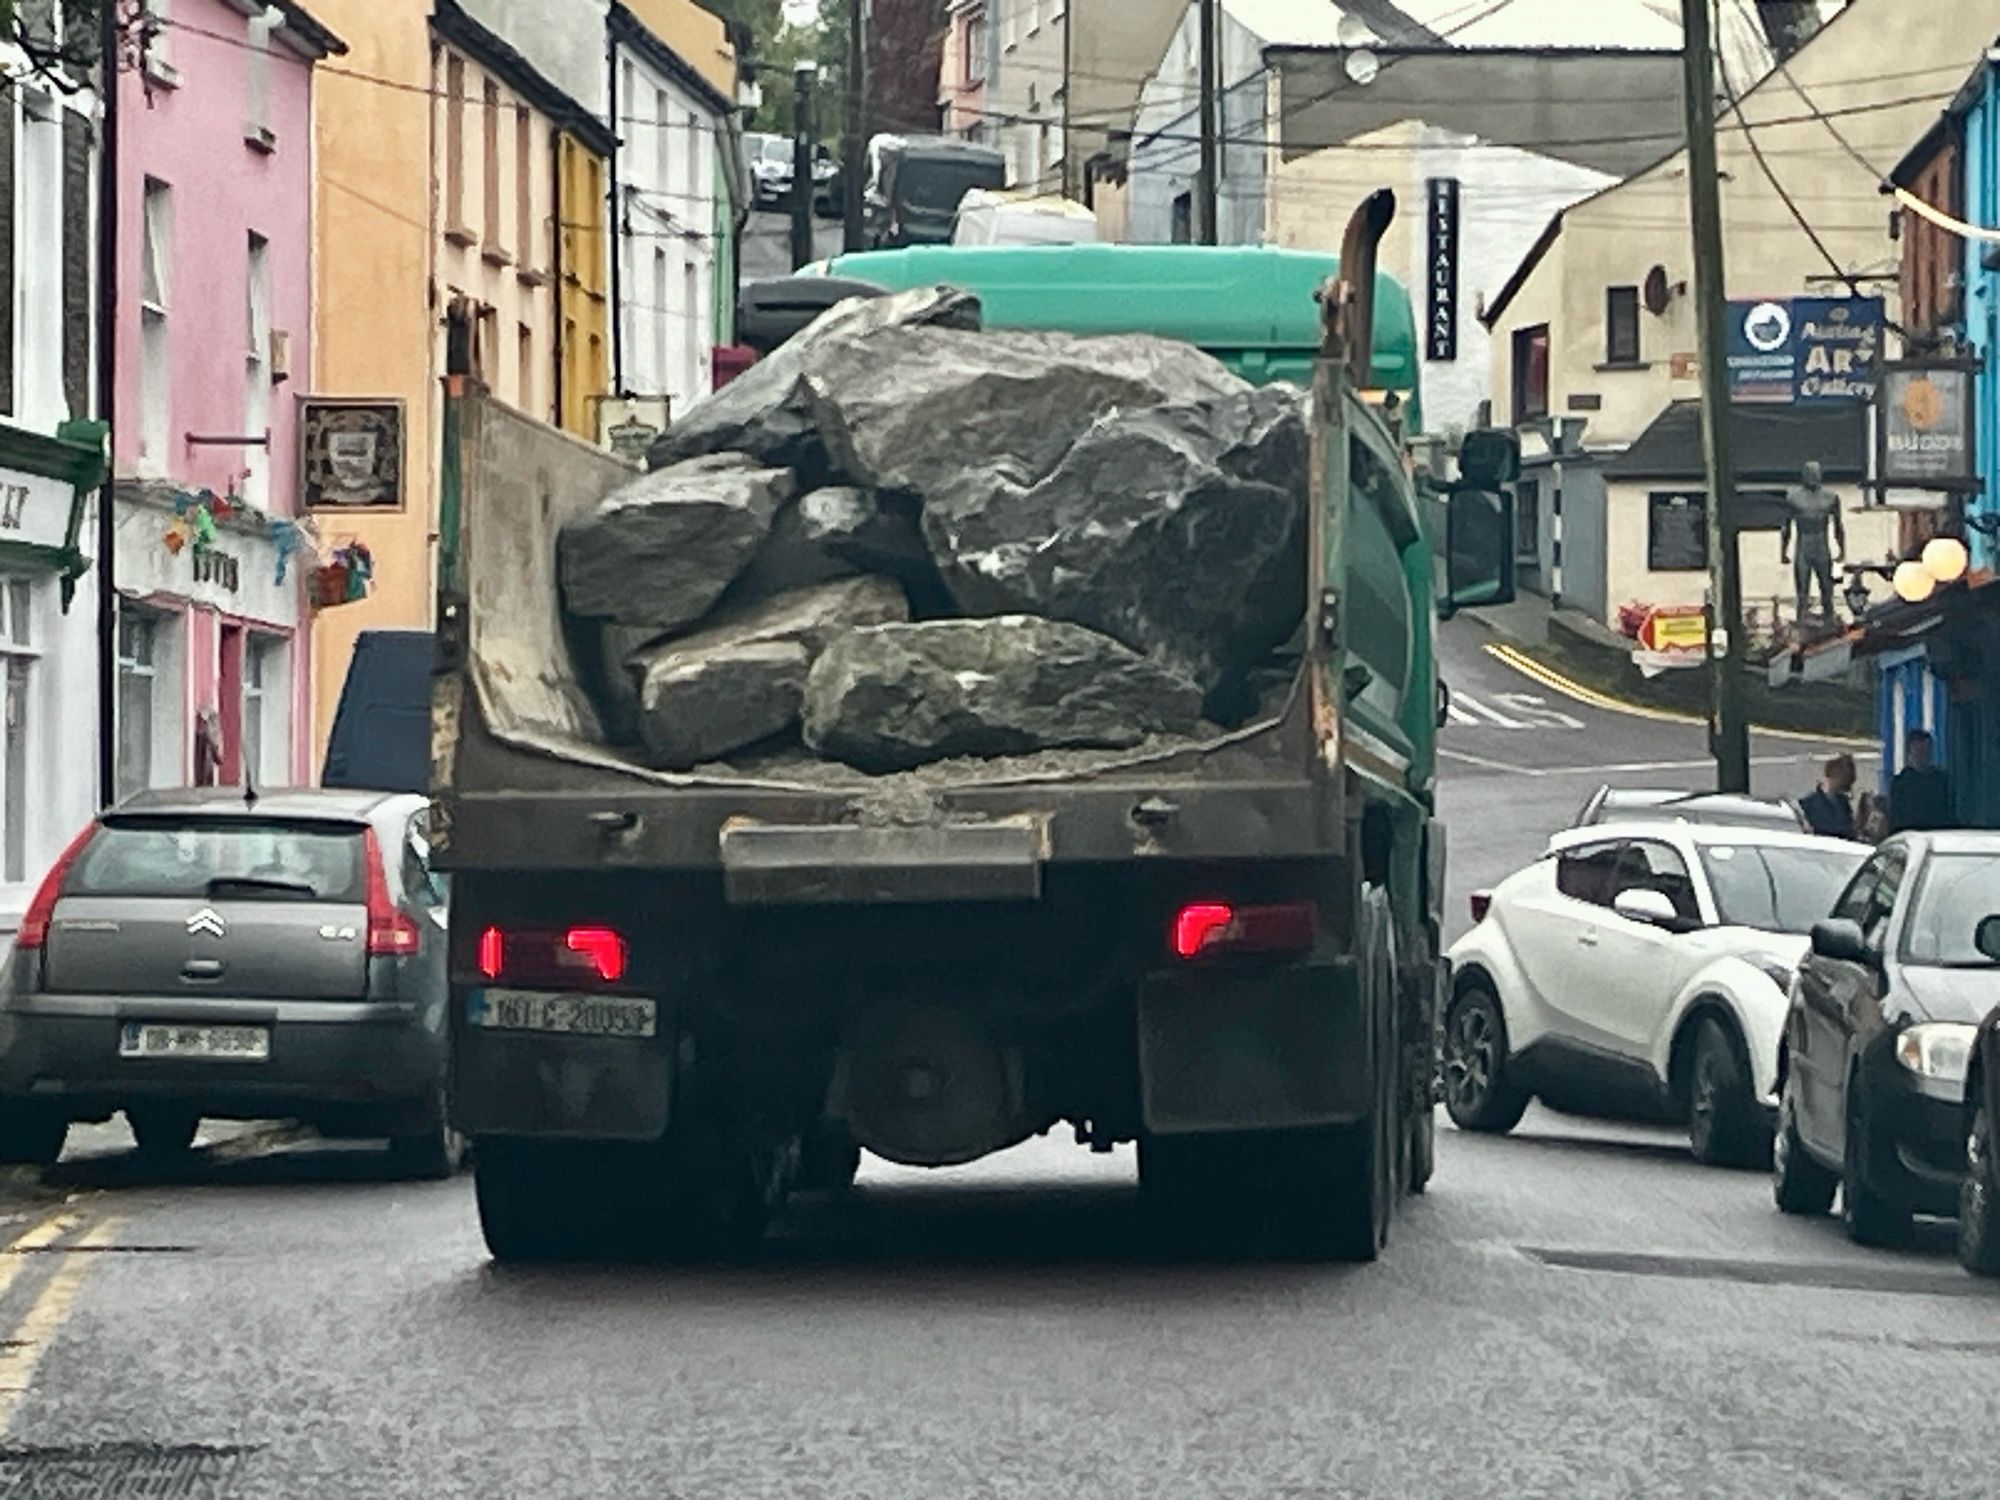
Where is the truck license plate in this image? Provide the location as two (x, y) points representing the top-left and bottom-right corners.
(119, 1023), (270, 1062)
(471, 989), (657, 1039)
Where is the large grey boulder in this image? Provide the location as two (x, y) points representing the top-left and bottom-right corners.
(722, 485), (943, 613)
(921, 385), (1310, 700)
(559, 454), (797, 631)
(646, 287), (983, 475)
(804, 327), (1248, 498)
(802, 616), (1205, 773)
(630, 576), (909, 768)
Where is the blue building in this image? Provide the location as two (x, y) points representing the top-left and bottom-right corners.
(1874, 50), (2000, 829)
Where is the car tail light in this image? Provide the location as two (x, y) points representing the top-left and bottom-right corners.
(1470, 890), (1493, 924)
(16, 824), (99, 951)
(1171, 901), (1316, 961)
(476, 925), (630, 987)
(362, 827), (422, 957)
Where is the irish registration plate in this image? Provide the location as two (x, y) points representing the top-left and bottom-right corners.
(119, 1023), (270, 1062)
(472, 989), (657, 1039)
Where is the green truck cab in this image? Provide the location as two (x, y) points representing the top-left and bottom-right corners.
(432, 192), (1513, 1265)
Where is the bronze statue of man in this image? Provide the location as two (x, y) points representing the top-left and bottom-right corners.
(1779, 461), (1845, 622)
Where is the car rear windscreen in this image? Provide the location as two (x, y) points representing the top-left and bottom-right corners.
(69, 819), (368, 903)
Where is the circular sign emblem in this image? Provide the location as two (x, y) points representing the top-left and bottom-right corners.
(1743, 300), (1792, 353)
(1901, 375), (1946, 430)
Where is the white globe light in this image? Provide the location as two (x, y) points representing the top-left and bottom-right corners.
(1893, 560), (1937, 604)
(1344, 47), (1381, 85)
(1923, 535), (1970, 583)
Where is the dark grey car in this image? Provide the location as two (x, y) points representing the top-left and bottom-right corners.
(0, 788), (459, 1176)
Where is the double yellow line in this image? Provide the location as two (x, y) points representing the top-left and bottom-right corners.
(1484, 642), (1878, 749)
(0, 1205), (122, 1432)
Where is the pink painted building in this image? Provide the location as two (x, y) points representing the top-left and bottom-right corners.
(938, 0), (988, 141)
(110, 0), (344, 797)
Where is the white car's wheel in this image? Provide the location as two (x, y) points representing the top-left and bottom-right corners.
(1441, 984), (1529, 1134)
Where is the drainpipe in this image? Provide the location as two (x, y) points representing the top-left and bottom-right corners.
(94, 0), (120, 810)
(606, 24), (624, 395)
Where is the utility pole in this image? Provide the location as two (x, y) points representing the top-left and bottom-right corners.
(1679, 0), (1750, 793)
(95, 0), (121, 810)
(791, 60), (818, 270)
(1196, 0), (1218, 244)
(843, 0), (866, 252)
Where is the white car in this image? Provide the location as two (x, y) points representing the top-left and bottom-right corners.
(1445, 823), (1868, 1165)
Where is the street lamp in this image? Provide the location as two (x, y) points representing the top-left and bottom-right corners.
(1845, 532), (1978, 618)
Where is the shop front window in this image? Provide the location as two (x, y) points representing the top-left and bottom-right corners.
(117, 608), (159, 803)
(0, 577), (36, 883)
(242, 632), (289, 788)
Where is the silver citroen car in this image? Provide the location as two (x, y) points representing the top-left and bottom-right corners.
(0, 788), (459, 1176)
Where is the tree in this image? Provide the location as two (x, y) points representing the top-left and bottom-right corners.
(1756, 0), (1823, 61)
(867, 0), (948, 134)
(0, 0), (111, 91)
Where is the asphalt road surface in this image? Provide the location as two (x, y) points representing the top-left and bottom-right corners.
(741, 206), (846, 283)
(4, 621), (1988, 1500)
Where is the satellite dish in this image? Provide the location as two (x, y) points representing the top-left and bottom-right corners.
(1337, 13), (1377, 48)
(1643, 264), (1672, 316)
(1343, 46), (1381, 85)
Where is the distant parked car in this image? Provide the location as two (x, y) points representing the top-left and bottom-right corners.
(1447, 823), (1868, 1165)
(1572, 786), (1807, 834)
(745, 132), (793, 208)
(0, 788), (460, 1177)
(1774, 831), (2000, 1246)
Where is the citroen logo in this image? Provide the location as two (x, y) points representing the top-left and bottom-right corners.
(186, 908), (227, 939)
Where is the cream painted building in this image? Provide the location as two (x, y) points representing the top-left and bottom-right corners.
(1476, 0), (1995, 627)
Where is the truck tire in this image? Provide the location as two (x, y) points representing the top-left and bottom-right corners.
(1407, 1103), (1436, 1194)
(797, 1121), (863, 1193)
(1686, 1016), (1771, 1169)
(0, 1105), (66, 1167)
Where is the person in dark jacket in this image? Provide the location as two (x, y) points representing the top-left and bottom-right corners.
(1800, 753), (1858, 838)
(1890, 729), (1954, 833)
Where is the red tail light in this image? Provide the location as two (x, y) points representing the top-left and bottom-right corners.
(362, 827), (422, 957)
(476, 925), (630, 987)
(1470, 890), (1492, 924)
(16, 824), (99, 951)
(1171, 901), (1316, 960)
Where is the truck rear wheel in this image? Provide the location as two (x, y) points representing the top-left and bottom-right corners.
(475, 1129), (785, 1264)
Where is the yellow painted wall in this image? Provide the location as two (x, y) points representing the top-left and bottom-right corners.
(307, 0), (436, 765)
(557, 134), (611, 440)
(619, 0), (737, 103)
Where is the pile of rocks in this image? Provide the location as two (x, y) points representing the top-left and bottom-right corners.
(556, 287), (1310, 774)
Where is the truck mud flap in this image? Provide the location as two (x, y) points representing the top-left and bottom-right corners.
(453, 1012), (674, 1142)
(1137, 959), (1372, 1134)
(719, 818), (1045, 905)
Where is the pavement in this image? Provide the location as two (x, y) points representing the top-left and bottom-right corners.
(0, 618), (1985, 1498)
(740, 206), (846, 283)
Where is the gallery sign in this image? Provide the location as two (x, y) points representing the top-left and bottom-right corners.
(1724, 296), (1883, 404)
(1425, 177), (1459, 363)
(1877, 358), (1978, 491)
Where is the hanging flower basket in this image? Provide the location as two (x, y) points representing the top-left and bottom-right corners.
(308, 543), (374, 610)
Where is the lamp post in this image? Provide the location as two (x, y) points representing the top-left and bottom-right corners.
(790, 60), (818, 271)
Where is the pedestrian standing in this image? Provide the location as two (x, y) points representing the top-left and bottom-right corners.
(1800, 753), (1858, 838)
(1890, 728), (1954, 833)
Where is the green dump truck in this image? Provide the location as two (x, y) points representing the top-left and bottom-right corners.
(431, 193), (1513, 1264)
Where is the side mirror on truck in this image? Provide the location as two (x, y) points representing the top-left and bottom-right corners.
(1441, 486), (1517, 617)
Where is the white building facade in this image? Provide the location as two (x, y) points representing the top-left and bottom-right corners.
(609, 2), (737, 422)
(0, 24), (103, 934)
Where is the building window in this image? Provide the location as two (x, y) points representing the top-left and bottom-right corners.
(0, 577), (36, 884)
(1029, 0), (1044, 32)
(1170, 190), (1191, 244)
(1001, 0), (1017, 50)
(515, 107), (535, 273)
(517, 322), (533, 418)
(141, 0), (174, 79)
(242, 633), (289, 786)
(244, 232), (270, 508)
(245, 6), (274, 144)
(965, 14), (987, 83)
(655, 88), (671, 192)
(483, 79), (503, 248)
(116, 607), (158, 803)
(1647, 490), (1709, 573)
(445, 53), (468, 231)
(18, 93), (61, 427)
(652, 248), (668, 389)
(1605, 286), (1640, 366)
(1511, 323), (1549, 423)
(140, 177), (172, 469)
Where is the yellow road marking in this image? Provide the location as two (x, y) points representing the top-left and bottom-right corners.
(1482, 642), (1876, 748)
(0, 1210), (83, 1307)
(0, 1214), (123, 1432)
